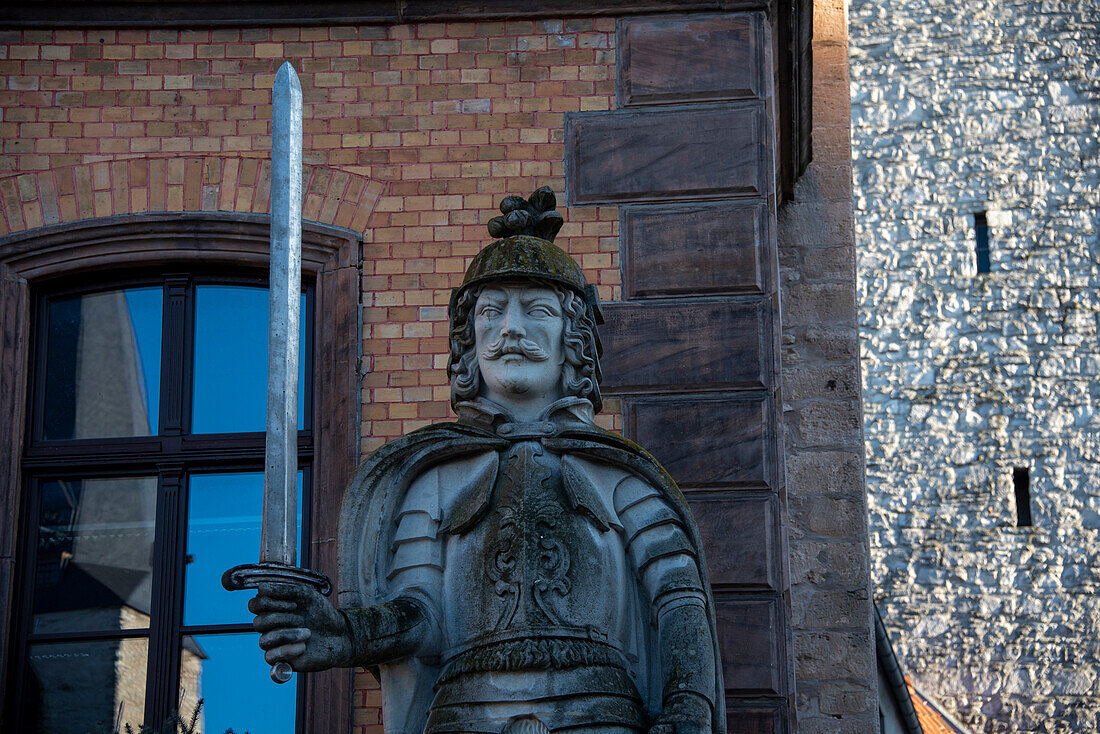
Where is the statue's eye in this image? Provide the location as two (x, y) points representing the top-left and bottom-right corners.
(528, 306), (555, 317)
(478, 305), (501, 317)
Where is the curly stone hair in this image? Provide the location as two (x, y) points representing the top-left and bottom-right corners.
(448, 279), (603, 414)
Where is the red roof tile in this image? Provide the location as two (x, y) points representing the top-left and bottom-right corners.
(905, 677), (970, 734)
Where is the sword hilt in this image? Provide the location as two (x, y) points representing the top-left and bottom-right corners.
(222, 562), (332, 683)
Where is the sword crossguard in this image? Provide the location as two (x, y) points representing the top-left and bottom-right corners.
(221, 562), (333, 683)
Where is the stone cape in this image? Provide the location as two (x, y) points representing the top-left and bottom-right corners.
(336, 400), (726, 734)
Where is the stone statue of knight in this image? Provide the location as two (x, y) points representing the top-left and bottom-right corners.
(248, 187), (725, 734)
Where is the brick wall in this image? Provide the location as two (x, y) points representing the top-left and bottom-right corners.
(0, 22), (624, 446)
(0, 20), (622, 731)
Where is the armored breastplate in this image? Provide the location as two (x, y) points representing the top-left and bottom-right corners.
(442, 435), (634, 652)
(431, 434), (645, 733)
(486, 439), (575, 630)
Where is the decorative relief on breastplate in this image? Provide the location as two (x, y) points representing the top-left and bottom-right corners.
(485, 441), (572, 630)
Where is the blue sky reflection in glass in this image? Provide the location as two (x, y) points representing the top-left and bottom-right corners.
(182, 632), (295, 734)
(183, 471), (303, 627)
(191, 285), (306, 434)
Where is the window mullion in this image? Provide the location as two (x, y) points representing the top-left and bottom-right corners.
(300, 462), (312, 570)
(160, 275), (192, 437)
(302, 286), (314, 431)
(145, 466), (187, 727)
(28, 293), (51, 442)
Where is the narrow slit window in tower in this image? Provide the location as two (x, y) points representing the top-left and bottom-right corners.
(974, 212), (991, 274)
(1013, 467), (1032, 527)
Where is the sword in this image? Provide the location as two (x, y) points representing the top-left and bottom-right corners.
(222, 61), (331, 684)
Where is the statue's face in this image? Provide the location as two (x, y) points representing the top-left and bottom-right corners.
(474, 283), (565, 414)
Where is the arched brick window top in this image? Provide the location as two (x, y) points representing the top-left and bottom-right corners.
(0, 211), (361, 733)
(0, 211), (359, 281)
(0, 158), (382, 238)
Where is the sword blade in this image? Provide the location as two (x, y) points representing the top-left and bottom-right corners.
(262, 61), (303, 566)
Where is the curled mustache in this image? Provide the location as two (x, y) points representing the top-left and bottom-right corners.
(482, 337), (550, 362)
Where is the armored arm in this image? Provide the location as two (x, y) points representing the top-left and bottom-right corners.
(341, 596), (433, 666)
(616, 475), (717, 733)
(250, 584), (435, 671)
(340, 502), (446, 666)
(341, 465), (449, 666)
(254, 465), (448, 672)
(252, 555), (441, 672)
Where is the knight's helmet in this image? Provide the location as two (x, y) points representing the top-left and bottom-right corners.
(448, 186), (605, 412)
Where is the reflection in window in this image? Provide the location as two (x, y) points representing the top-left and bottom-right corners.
(192, 286), (306, 434)
(184, 472), (303, 627)
(180, 633), (296, 734)
(25, 637), (148, 733)
(42, 287), (162, 440)
(33, 477), (157, 635)
(19, 271), (317, 731)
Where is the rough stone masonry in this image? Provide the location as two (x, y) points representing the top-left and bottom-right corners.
(849, 0), (1100, 731)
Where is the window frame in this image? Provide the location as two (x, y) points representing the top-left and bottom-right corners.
(20, 274), (316, 730)
(0, 212), (361, 734)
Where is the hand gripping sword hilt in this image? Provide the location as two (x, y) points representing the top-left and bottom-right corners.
(221, 562), (332, 683)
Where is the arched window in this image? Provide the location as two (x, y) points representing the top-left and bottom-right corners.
(0, 213), (360, 733)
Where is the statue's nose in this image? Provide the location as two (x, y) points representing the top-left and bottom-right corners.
(500, 303), (526, 338)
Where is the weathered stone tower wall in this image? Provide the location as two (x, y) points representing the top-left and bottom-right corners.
(849, 1), (1100, 732)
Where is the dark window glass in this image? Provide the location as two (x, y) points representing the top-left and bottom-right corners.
(191, 286), (306, 434)
(1014, 467), (1033, 527)
(24, 637), (149, 733)
(42, 287), (162, 440)
(179, 633), (296, 734)
(32, 476), (157, 635)
(184, 471), (302, 627)
(974, 212), (990, 274)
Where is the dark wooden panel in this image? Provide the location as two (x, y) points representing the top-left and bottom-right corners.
(626, 395), (770, 489)
(600, 299), (768, 393)
(622, 201), (768, 299)
(618, 13), (765, 106)
(303, 249), (360, 734)
(0, 271), (28, 558)
(0, 266), (31, 714)
(566, 104), (765, 205)
(405, 0), (772, 18)
(716, 597), (782, 694)
(689, 493), (776, 589)
(725, 702), (784, 734)
(779, 0), (813, 201)
(0, 557), (13, 709)
(4, 0), (774, 27)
